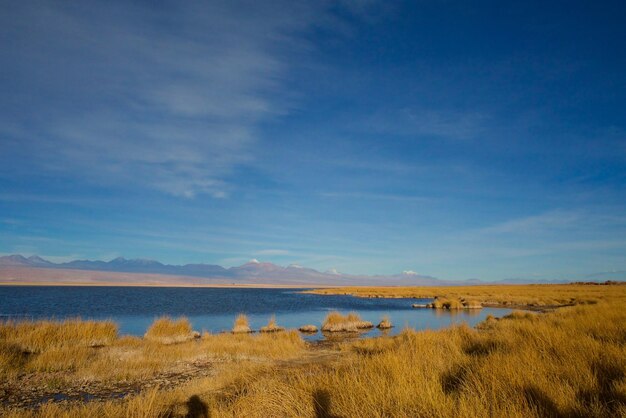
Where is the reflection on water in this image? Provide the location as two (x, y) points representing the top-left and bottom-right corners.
(0, 286), (512, 341)
(433, 308), (481, 318)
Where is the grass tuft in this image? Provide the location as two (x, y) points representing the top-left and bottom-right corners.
(322, 311), (373, 332)
(144, 316), (195, 344)
(260, 315), (285, 333)
(232, 314), (252, 334)
(298, 324), (318, 333)
(377, 315), (393, 329)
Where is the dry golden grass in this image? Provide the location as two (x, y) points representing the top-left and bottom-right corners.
(259, 315), (285, 333)
(0, 318), (117, 353)
(202, 330), (305, 359)
(207, 297), (626, 417)
(232, 314), (252, 334)
(425, 296), (481, 310)
(0, 317), (306, 388)
(144, 316), (196, 344)
(3, 284), (626, 418)
(307, 283), (625, 307)
(321, 311), (373, 332)
(377, 315), (393, 329)
(298, 324), (318, 333)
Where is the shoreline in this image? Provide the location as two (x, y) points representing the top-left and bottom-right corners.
(0, 281), (327, 289)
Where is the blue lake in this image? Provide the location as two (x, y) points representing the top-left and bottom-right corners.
(0, 286), (511, 340)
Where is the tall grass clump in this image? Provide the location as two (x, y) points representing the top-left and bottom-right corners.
(298, 324), (318, 333)
(232, 314), (252, 334)
(377, 315), (393, 329)
(260, 315), (285, 333)
(144, 316), (195, 344)
(0, 318), (117, 353)
(429, 297), (466, 309)
(322, 311), (373, 332)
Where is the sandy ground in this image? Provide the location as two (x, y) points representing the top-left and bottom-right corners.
(0, 267), (335, 288)
(0, 281), (318, 288)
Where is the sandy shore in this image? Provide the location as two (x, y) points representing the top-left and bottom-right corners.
(0, 267), (342, 288)
(0, 280), (321, 288)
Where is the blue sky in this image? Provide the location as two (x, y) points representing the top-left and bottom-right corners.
(1, 1), (625, 281)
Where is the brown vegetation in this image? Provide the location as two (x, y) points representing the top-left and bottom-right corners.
(2, 284), (626, 417)
(425, 296), (482, 310)
(321, 311), (373, 332)
(144, 316), (196, 344)
(231, 314), (252, 334)
(0, 319), (117, 354)
(376, 315), (393, 329)
(298, 324), (318, 333)
(259, 315), (285, 333)
(307, 283), (614, 307)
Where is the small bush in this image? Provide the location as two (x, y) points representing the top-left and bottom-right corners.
(298, 324), (318, 333)
(322, 311), (373, 332)
(232, 314), (252, 334)
(377, 315), (393, 329)
(260, 315), (285, 333)
(144, 316), (194, 344)
(463, 300), (482, 309)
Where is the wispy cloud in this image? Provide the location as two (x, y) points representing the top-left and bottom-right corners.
(478, 210), (583, 235)
(0, 1), (357, 198)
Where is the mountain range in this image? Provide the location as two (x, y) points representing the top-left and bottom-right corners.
(0, 254), (444, 286)
(0, 254), (579, 286)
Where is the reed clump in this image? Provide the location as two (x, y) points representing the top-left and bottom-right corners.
(144, 316), (196, 344)
(462, 299), (482, 309)
(259, 315), (285, 333)
(298, 324), (318, 333)
(426, 297), (480, 310)
(232, 314), (252, 334)
(377, 315), (393, 329)
(322, 311), (373, 332)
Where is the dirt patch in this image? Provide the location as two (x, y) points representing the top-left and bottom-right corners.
(1, 359), (217, 409)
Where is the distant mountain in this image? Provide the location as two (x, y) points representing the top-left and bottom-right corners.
(49, 256), (227, 277)
(3, 254), (613, 285)
(0, 254), (441, 285)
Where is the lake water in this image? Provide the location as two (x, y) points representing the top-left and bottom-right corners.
(0, 286), (511, 340)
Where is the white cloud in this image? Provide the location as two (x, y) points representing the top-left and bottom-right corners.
(479, 210), (583, 235)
